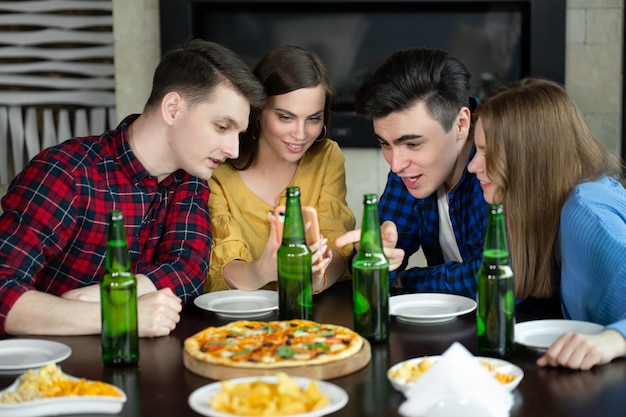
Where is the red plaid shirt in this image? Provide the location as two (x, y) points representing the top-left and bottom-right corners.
(0, 115), (211, 334)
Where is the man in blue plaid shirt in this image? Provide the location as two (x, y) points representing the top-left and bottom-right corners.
(340, 47), (488, 298)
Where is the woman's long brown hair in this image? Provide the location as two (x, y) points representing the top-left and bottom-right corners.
(478, 78), (622, 299)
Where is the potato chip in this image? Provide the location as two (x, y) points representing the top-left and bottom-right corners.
(388, 356), (434, 384)
(209, 372), (330, 416)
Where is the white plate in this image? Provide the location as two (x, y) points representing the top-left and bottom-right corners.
(388, 355), (523, 394)
(0, 340), (71, 375)
(194, 290), (278, 319)
(188, 375), (348, 417)
(515, 319), (604, 352)
(0, 374), (126, 417)
(389, 293), (477, 324)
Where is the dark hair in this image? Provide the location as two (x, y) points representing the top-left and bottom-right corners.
(231, 45), (334, 170)
(355, 47), (471, 132)
(144, 39), (265, 112)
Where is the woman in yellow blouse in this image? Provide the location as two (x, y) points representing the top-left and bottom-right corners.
(206, 45), (356, 293)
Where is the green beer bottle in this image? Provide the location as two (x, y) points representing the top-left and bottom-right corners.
(476, 203), (515, 357)
(101, 210), (139, 366)
(277, 187), (313, 320)
(353, 193), (390, 342)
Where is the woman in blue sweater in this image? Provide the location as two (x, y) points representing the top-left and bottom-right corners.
(468, 77), (626, 370)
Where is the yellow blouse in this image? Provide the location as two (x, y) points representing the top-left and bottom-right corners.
(206, 139), (356, 292)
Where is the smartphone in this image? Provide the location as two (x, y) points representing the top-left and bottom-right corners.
(274, 205), (320, 245)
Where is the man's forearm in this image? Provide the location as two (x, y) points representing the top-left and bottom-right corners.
(5, 290), (101, 336)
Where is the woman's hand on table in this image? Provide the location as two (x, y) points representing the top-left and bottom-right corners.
(537, 329), (626, 370)
(334, 220), (405, 271)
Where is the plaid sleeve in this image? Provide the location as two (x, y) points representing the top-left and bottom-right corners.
(0, 156), (79, 333)
(136, 176), (211, 303)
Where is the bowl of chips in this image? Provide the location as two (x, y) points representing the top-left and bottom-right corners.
(188, 372), (348, 417)
(387, 355), (523, 394)
(0, 363), (126, 416)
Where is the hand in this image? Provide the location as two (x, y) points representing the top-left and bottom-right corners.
(136, 287), (182, 337)
(309, 236), (332, 291)
(258, 211), (281, 282)
(222, 213), (282, 290)
(62, 284), (100, 302)
(334, 221), (405, 271)
(536, 329), (626, 370)
(380, 220), (405, 271)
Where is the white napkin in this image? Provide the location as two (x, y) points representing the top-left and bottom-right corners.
(398, 342), (514, 417)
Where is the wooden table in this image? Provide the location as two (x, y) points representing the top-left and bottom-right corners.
(2, 280), (626, 417)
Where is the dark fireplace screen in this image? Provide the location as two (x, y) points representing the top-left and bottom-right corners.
(159, 0), (565, 147)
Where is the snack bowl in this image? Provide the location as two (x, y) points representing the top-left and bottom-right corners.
(387, 355), (523, 394)
(0, 365), (126, 417)
(188, 374), (348, 417)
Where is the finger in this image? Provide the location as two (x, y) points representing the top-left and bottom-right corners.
(268, 211), (280, 246)
(385, 247), (405, 271)
(539, 333), (575, 368)
(334, 229), (361, 248)
(143, 316), (177, 337)
(157, 288), (183, 311)
(309, 237), (327, 252)
(578, 351), (602, 371)
(311, 257), (331, 275)
(536, 354), (550, 367)
(160, 286), (180, 301)
(141, 299), (181, 336)
(381, 220), (399, 248)
(318, 247), (333, 269)
(164, 305), (182, 325)
(311, 243), (327, 264)
(543, 347), (566, 368)
(554, 333), (584, 366)
(558, 334), (599, 370)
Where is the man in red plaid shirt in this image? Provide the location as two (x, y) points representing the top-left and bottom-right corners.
(0, 40), (265, 337)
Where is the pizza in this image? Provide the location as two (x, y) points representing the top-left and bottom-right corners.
(184, 319), (364, 368)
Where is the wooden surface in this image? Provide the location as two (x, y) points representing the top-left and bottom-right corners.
(183, 338), (371, 380)
(2, 280), (626, 417)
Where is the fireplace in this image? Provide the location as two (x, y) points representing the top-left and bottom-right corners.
(159, 0), (566, 148)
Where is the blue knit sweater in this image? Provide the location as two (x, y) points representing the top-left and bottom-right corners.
(560, 175), (626, 337)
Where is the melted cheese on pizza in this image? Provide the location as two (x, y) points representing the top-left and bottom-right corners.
(186, 319), (363, 367)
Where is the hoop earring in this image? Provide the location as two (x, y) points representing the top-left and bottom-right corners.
(315, 124), (327, 142)
(252, 121), (260, 141)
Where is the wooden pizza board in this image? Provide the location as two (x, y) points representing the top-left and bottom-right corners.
(183, 338), (371, 380)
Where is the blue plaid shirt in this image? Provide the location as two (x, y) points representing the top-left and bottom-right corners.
(378, 147), (488, 298)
